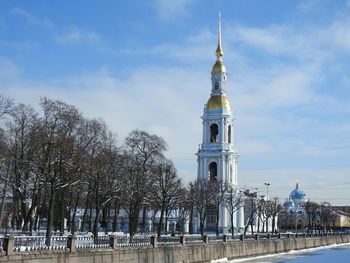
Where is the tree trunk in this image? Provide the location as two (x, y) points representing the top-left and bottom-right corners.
(112, 201), (119, 232)
(200, 220), (205, 237)
(250, 218), (254, 235)
(230, 213), (234, 238)
(33, 207), (40, 231)
(141, 206), (147, 233)
(71, 193), (80, 235)
(93, 207), (100, 240)
(215, 206), (220, 236)
(88, 198), (93, 232)
(129, 209), (139, 239)
(0, 158), (12, 228)
(45, 192), (55, 246)
(128, 202), (140, 239)
(157, 205), (165, 238)
(80, 192), (90, 232)
(189, 206), (193, 234)
(59, 196), (65, 236)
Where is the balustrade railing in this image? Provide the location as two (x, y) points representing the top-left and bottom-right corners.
(184, 235), (203, 244)
(158, 236), (180, 245)
(128, 235), (151, 246)
(0, 232), (347, 255)
(76, 236), (110, 249)
(12, 236), (68, 251)
(0, 237), (3, 252)
(208, 235), (224, 243)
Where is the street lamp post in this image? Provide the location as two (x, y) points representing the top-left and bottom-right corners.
(264, 183), (270, 233)
(264, 183), (270, 200)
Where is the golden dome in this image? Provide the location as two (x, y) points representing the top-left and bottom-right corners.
(207, 95), (231, 111)
(212, 60), (226, 73)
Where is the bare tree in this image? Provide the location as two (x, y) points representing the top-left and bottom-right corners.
(90, 133), (121, 239)
(190, 179), (217, 237)
(270, 197), (282, 233)
(257, 199), (270, 233)
(243, 190), (258, 236)
(120, 129), (167, 238)
(34, 98), (81, 245)
(211, 181), (227, 236)
(0, 95), (13, 119)
(304, 201), (319, 233)
(150, 159), (181, 238)
(3, 104), (38, 231)
(224, 187), (244, 237)
(176, 187), (191, 234)
(319, 202), (334, 233)
(0, 158), (12, 229)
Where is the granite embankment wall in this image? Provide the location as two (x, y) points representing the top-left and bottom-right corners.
(1, 234), (350, 263)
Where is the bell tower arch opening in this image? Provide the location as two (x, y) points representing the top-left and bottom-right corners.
(208, 162), (217, 181)
(210, 123), (219, 143)
(228, 125), (231, 143)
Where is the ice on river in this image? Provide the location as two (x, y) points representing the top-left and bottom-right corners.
(211, 243), (350, 263)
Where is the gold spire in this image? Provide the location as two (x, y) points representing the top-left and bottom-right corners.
(215, 12), (224, 59)
(212, 13), (226, 73)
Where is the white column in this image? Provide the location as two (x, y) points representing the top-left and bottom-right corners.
(204, 158), (208, 180)
(200, 158), (204, 179)
(220, 119), (224, 144)
(226, 157), (230, 183)
(204, 121), (208, 145)
(202, 119), (205, 145)
(223, 119), (227, 144)
(219, 203), (228, 230)
(184, 220), (189, 233)
(219, 157), (223, 181)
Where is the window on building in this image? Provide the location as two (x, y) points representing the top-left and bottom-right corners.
(209, 162), (217, 181)
(210, 124), (219, 143)
(206, 204), (217, 227)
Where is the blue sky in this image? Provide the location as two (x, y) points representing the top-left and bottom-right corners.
(1, 0), (350, 205)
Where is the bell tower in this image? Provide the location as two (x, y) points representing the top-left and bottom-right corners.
(196, 14), (240, 232)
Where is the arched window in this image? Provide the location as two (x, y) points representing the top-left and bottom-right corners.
(228, 125), (231, 143)
(209, 162), (217, 181)
(214, 82), (219, 89)
(210, 124), (219, 143)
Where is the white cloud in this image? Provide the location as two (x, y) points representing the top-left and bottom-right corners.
(0, 58), (21, 84)
(326, 19), (350, 52)
(54, 27), (104, 46)
(152, 0), (195, 21)
(0, 61), (207, 183)
(11, 7), (53, 28)
(0, 40), (38, 50)
(297, 0), (329, 13)
(151, 29), (214, 62)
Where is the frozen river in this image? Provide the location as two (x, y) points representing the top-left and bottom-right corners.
(219, 243), (350, 263)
